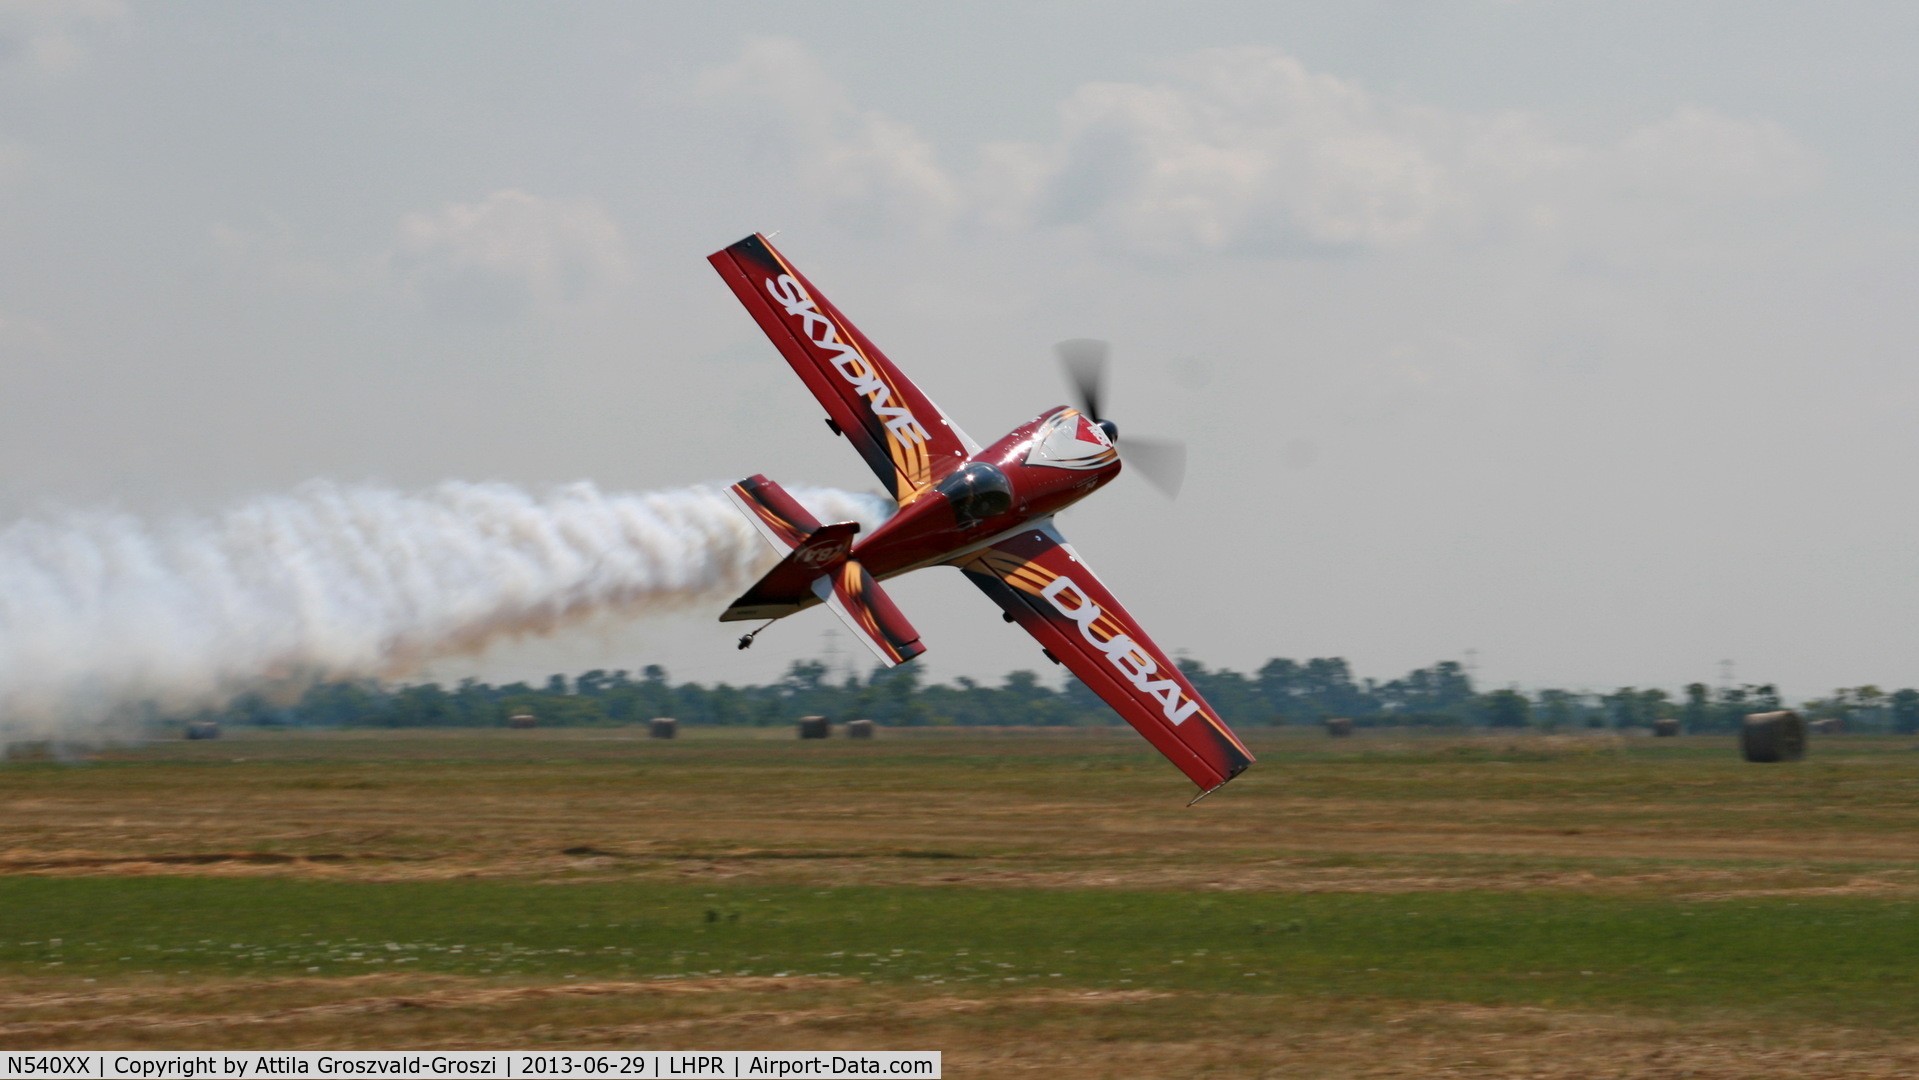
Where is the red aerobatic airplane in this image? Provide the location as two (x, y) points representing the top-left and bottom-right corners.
(709, 234), (1254, 799)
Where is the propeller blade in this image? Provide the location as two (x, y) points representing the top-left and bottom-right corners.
(1121, 435), (1187, 500)
(1055, 338), (1109, 422)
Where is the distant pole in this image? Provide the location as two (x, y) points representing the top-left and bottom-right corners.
(1464, 648), (1479, 684)
(822, 626), (847, 681)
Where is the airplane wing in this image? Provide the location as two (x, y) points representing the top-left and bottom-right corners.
(957, 523), (1255, 795)
(709, 234), (981, 505)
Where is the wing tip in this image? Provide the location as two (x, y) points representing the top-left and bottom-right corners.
(1186, 780), (1225, 807)
(1185, 761), (1252, 806)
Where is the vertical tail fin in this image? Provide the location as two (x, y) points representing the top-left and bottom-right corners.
(720, 521), (859, 622)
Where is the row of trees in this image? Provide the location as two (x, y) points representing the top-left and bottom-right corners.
(195, 658), (1919, 734)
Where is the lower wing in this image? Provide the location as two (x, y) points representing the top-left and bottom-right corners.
(956, 524), (1254, 795)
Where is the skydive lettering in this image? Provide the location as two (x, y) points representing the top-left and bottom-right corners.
(765, 274), (929, 444)
(1041, 575), (1201, 725)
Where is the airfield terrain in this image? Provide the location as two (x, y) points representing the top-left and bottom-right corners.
(3, 727), (1919, 1077)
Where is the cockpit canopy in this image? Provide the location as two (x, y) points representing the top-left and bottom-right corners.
(935, 462), (1013, 527)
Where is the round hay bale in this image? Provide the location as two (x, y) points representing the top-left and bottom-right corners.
(1741, 710), (1806, 763)
(1653, 718), (1681, 737)
(845, 719), (875, 739)
(797, 715), (831, 739)
(184, 721), (220, 741)
(1324, 717), (1354, 738)
(507, 713), (538, 730)
(649, 717), (677, 739)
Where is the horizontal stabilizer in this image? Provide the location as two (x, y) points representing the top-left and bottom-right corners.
(816, 560), (925, 667)
(720, 470), (925, 665)
(721, 521), (859, 623)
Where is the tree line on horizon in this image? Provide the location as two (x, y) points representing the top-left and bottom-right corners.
(187, 657), (1919, 734)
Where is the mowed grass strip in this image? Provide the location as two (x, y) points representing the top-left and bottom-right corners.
(3, 876), (1916, 1025)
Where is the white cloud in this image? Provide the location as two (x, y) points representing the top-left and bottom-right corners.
(1004, 49), (1821, 258)
(0, 0), (127, 76)
(697, 37), (960, 236)
(392, 190), (630, 320)
(704, 41), (1820, 261)
(1610, 104), (1820, 202)
(1021, 49), (1456, 254)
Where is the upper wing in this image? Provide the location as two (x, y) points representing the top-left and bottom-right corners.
(957, 523), (1255, 795)
(709, 234), (980, 505)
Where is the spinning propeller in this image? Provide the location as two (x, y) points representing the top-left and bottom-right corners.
(1056, 338), (1187, 499)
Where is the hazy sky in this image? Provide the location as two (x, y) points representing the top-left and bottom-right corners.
(2, 1), (1915, 699)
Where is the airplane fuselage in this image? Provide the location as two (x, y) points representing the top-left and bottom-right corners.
(850, 406), (1121, 580)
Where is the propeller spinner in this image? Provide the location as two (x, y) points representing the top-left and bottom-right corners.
(1055, 339), (1187, 499)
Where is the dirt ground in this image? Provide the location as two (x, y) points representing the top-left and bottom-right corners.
(6, 972), (1919, 1078)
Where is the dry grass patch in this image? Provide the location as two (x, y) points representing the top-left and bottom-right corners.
(6, 729), (1919, 898)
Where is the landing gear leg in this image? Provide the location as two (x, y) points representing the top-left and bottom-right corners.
(737, 621), (775, 650)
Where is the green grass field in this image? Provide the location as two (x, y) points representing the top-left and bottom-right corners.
(4, 727), (1918, 1075)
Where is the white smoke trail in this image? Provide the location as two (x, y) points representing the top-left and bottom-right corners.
(0, 480), (893, 744)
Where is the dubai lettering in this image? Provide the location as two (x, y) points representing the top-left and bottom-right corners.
(1041, 575), (1201, 725)
(766, 274), (929, 443)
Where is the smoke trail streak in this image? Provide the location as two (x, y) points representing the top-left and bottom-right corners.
(0, 480), (893, 744)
